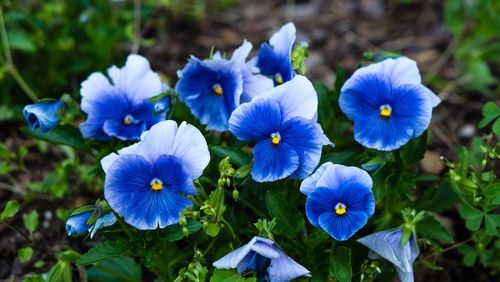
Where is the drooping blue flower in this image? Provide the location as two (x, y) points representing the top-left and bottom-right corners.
(80, 54), (167, 141)
(339, 57), (441, 151)
(213, 236), (310, 282)
(357, 227), (419, 282)
(101, 120), (210, 230)
(154, 95), (172, 115)
(256, 23), (296, 86)
(66, 210), (116, 238)
(229, 75), (331, 182)
(175, 41), (272, 131)
(23, 101), (63, 132)
(301, 163), (375, 241)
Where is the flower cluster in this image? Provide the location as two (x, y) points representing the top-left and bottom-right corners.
(22, 22), (444, 282)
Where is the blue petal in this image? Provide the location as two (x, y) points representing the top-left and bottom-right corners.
(280, 117), (323, 179)
(153, 155), (197, 195)
(300, 162), (335, 196)
(88, 212), (117, 238)
(267, 247), (311, 282)
(176, 57), (243, 131)
(269, 23), (296, 57)
(213, 237), (275, 270)
(23, 101), (63, 132)
(66, 211), (92, 236)
(256, 43), (294, 85)
(305, 187), (338, 228)
(252, 139), (299, 182)
(318, 210), (368, 241)
(229, 97), (282, 141)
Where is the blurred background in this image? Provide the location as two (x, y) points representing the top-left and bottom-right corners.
(0, 0), (499, 280)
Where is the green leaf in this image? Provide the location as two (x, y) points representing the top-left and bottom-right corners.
(23, 275), (45, 282)
(47, 261), (72, 282)
(210, 269), (256, 282)
(459, 205), (484, 231)
(329, 246), (352, 282)
(8, 30), (36, 52)
(211, 146), (251, 166)
(23, 125), (88, 150)
(458, 245), (477, 267)
(77, 241), (125, 266)
(493, 117), (500, 136)
(478, 102), (500, 128)
(265, 191), (305, 237)
(205, 223), (221, 237)
(87, 257), (142, 282)
(444, 0), (465, 36)
(17, 246), (33, 263)
(418, 214), (453, 243)
(23, 210), (39, 235)
(417, 184), (458, 213)
(163, 219), (202, 242)
(1, 200), (20, 221)
(399, 130), (428, 166)
(484, 215), (498, 236)
(420, 259), (444, 271)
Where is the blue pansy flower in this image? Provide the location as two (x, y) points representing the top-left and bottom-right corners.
(256, 23), (296, 86)
(213, 236), (310, 282)
(229, 75), (331, 182)
(23, 101), (63, 132)
(300, 163), (375, 241)
(176, 41), (272, 131)
(80, 54), (167, 141)
(339, 57), (441, 151)
(101, 120), (210, 230)
(66, 211), (116, 238)
(357, 228), (419, 282)
(154, 95), (172, 115)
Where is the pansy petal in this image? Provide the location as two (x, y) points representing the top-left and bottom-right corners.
(357, 228), (404, 268)
(267, 248), (311, 282)
(318, 210), (368, 241)
(300, 162), (335, 196)
(66, 211), (92, 236)
(80, 72), (112, 113)
(229, 97), (282, 141)
(251, 241), (280, 259)
(23, 101), (63, 132)
(153, 154), (197, 195)
(240, 65), (274, 102)
(171, 122), (211, 179)
(136, 120), (178, 163)
(281, 117), (324, 179)
(103, 119), (146, 141)
(252, 140), (300, 182)
(305, 187), (338, 228)
(231, 40), (252, 65)
(269, 22), (296, 57)
(213, 237), (257, 269)
(101, 143), (140, 173)
(316, 164), (373, 192)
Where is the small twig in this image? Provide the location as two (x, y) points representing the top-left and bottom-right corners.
(131, 0), (141, 54)
(2, 221), (34, 244)
(0, 6), (13, 65)
(422, 238), (473, 260)
(423, 39), (456, 84)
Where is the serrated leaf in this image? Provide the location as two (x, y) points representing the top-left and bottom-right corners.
(418, 214), (453, 243)
(211, 146), (251, 167)
(329, 246), (352, 282)
(1, 200), (20, 221)
(77, 241), (125, 266)
(265, 191), (305, 237)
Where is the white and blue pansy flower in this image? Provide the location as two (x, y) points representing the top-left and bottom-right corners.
(213, 236), (310, 282)
(175, 41), (272, 132)
(339, 57), (441, 151)
(80, 54), (166, 141)
(256, 23), (296, 86)
(66, 210), (116, 238)
(357, 227), (419, 282)
(23, 101), (63, 132)
(301, 163), (375, 241)
(229, 75), (330, 182)
(102, 120), (210, 230)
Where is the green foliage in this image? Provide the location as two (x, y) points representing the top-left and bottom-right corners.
(23, 210), (38, 237)
(210, 269), (256, 282)
(1, 199), (19, 220)
(77, 241), (125, 266)
(479, 102), (500, 135)
(265, 191), (305, 238)
(87, 257), (142, 282)
(18, 246), (34, 263)
(329, 246), (353, 282)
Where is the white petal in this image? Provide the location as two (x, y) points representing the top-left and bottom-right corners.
(135, 120), (178, 163)
(171, 121), (210, 179)
(316, 164), (373, 190)
(299, 162), (335, 195)
(80, 72), (112, 113)
(269, 22), (296, 57)
(231, 40), (252, 65)
(100, 143), (140, 173)
(213, 237), (258, 269)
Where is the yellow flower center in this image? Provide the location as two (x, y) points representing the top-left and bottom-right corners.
(274, 73), (284, 85)
(271, 132), (281, 145)
(150, 178), (163, 191)
(335, 203), (347, 215)
(212, 83), (223, 95)
(379, 104), (392, 118)
(123, 114), (134, 125)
